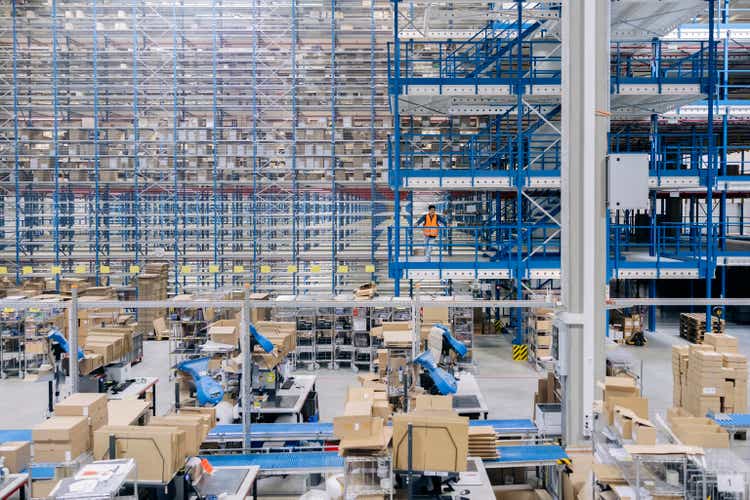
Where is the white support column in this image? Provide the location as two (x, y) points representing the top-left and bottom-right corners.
(560, 0), (610, 445)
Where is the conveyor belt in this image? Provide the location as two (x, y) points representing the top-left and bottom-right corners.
(710, 413), (750, 428)
(202, 452), (344, 473)
(207, 423), (335, 441)
(487, 445), (568, 466)
(483, 419), (537, 435)
(206, 419), (537, 442)
(30, 465), (55, 480)
(0, 429), (31, 443)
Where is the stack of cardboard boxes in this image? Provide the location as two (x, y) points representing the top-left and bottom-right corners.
(608, 310), (643, 344)
(672, 337), (747, 415)
(468, 426), (498, 459)
(135, 263), (169, 337)
(529, 308), (554, 359)
(93, 425), (186, 483)
(666, 408), (730, 448)
(392, 395), (469, 473)
(32, 416), (90, 463)
(54, 393), (108, 446)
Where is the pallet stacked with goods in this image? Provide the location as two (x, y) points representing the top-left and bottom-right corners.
(608, 309), (644, 344)
(672, 332), (747, 415)
(679, 312), (725, 344)
(135, 263), (169, 338)
(528, 308), (554, 366)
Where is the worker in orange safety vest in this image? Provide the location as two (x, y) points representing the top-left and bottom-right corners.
(415, 205), (447, 262)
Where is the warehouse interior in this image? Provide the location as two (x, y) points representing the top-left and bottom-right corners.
(2, 0), (750, 498)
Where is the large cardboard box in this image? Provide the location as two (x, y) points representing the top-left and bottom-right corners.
(670, 417), (730, 448)
(414, 395), (453, 413)
(604, 396), (648, 426)
(392, 413), (469, 472)
(0, 441), (31, 473)
(149, 416), (203, 455)
(32, 416), (90, 462)
(55, 392), (108, 443)
(54, 393), (108, 422)
(705, 333), (738, 353)
(208, 319), (239, 347)
(333, 416), (392, 453)
(93, 425), (186, 483)
(177, 406), (217, 430)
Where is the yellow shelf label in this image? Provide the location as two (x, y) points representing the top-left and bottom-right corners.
(28, 307), (40, 313)
(209, 264), (220, 273)
(0, 267), (7, 274)
(100, 265), (110, 274)
(365, 264), (375, 273)
(75, 265), (87, 274)
(260, 265), (271, 274)
(311, 264), (321, 273)
(233, 265), (245, 273)
(338, 265), (349, 273)
(129, 265), (140, 274)
(3, 307), (14, 313)
(21, 266), (33, 275)
(181, 265), (192, 273)
(51, 265), (62, 275)
(287, 265), (298, 273)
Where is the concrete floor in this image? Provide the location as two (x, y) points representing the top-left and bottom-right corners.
(2, 319), (749, 430)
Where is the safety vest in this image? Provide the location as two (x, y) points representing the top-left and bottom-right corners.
(424, 213), (439, 237)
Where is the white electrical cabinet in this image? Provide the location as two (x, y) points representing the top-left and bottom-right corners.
(608, 153), (650, 210)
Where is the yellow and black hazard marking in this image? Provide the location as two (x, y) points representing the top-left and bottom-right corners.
(512, 344), (528, 361)
(493, 319), (504, 333)
(557, 458), (572, 466)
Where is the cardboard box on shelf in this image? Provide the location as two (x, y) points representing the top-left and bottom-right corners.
(208, 319), (239, 347)
(54, 392), (108, 442)
(0, 441), (31, 473)
(92, 425), (186, 483)
(392, 413), (468, 472)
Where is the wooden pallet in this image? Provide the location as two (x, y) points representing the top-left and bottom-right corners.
(679, 312), (725, 344)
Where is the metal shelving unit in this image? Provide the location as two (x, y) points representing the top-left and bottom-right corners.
(0, 0), (396, 295)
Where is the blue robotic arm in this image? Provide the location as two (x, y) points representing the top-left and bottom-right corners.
(176, 357), (224, 406)
(248, 324), (274, 353)
(48, 328), (84, 361)
(432, 323), (468, 358)
(413, 350), (458, 395)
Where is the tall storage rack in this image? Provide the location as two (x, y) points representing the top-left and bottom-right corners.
(0, 315), (24, 378)
(387, 1), (750, 335)
(0, 0), (394, 295)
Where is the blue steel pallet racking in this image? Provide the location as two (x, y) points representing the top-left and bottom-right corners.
(0, 0), (394, 295)
(386, 0), (750, 336)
